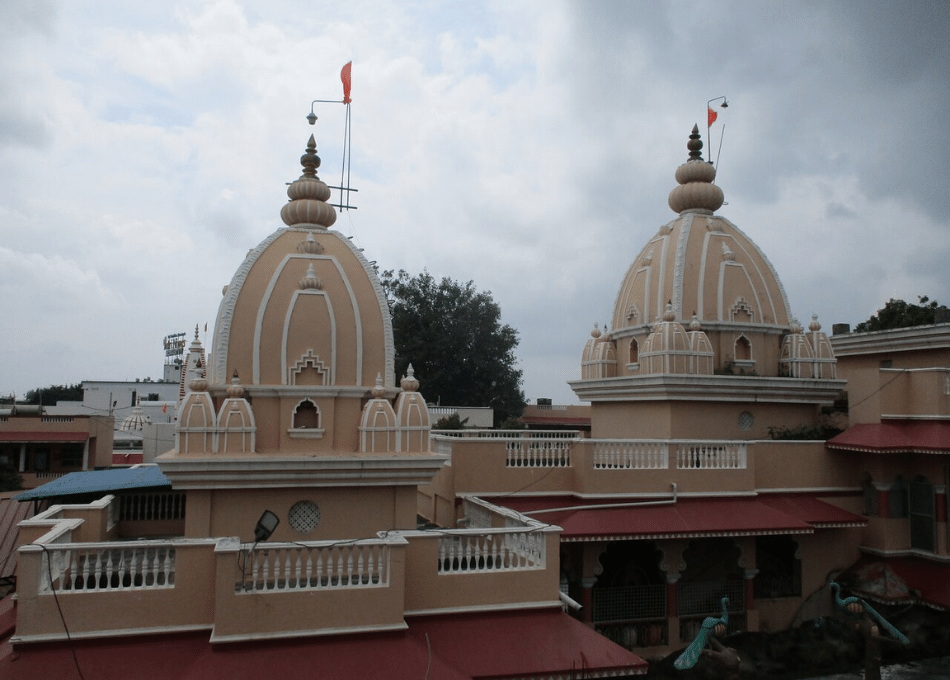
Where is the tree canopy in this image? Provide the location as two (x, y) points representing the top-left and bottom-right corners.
(854, 296), (947, 332)
(380, 269), (525, 425)
(23, 383), (84, 406)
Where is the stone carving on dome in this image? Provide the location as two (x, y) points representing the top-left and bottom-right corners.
(730, 298), (755, 323)
(299, 262), (325, 290)
(643, 249), (654, 266)
(297, 232), (325, 255)
(721, 242), (736, 262)
(625, 304), (641, 324)
(289, 350), (331, 386)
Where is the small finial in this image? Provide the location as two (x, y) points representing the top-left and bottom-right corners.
(300, 134), (321, 178)
(194, 324), (200, 339)
(371, 373), (386, 398)
(809, 314), (822, 332)
(687, 124), (704, 161)
(663, 301), (676, 322)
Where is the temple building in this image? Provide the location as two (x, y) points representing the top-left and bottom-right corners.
(4, 131), (647, 678)
(6, 120), (949, 676)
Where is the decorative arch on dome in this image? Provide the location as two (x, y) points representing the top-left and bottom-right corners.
(290, 349), (331, 386)
(730, 298), (755, 324)
(628, 337), (639, 365)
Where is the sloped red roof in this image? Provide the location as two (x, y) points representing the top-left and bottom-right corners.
(827, 421), (950, 454)
(497, 496), (818, 542)
(0, 607), (647, 679)
(0, 497), (34, 579)
(757, 494), (867, 528)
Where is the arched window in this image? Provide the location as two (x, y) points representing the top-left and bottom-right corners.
(735, 336), (752, 361)
(629, 338), (639, 364)
(888, 476), (908, 518)
(293, 400), (320, 429)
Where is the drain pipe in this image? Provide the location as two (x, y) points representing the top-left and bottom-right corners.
(521, 483), (677, 517)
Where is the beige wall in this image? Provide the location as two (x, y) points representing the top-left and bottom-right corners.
(186, 485), (417, 542)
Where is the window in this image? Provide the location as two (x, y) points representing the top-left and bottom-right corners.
(288, 501), (321, 533)
(909, 476), (936, 552)
(60, 448), (84, 468)
(629, 338), (639, 364)
(862, 475), (879, 517)
(735, 336), (752, 361)
(293, 400), (320, 429)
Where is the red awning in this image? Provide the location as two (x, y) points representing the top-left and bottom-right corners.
(0, 432), (88, 443)
(827, 421), (950, 454)
(498, 496), (819, 542)
(846, 556), (950, 610)
(758, 494), (867, 528)
(0, 608), (647, 679)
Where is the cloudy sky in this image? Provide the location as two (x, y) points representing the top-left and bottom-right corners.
(1, 0), (947, 406)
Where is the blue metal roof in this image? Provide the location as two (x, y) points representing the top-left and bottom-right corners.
(15, 465), (171, 501)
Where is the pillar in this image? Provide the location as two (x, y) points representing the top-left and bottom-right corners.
(19, 443), (26, 472)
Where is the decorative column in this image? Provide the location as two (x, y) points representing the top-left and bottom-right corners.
(660, 540), (688, 646)
(580, 542), (606, 627)
(82, 438), (90, 470)
(736, 536), (759, 632)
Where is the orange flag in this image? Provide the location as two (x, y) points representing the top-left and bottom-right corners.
(341, 62), (352, 104)
(707, 107), (718, 126)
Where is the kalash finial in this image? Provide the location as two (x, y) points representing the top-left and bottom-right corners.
(301, 135), (321, 179)
(668, 125), (724, 214)
(280, 133), (337, 229)
(687, 124), (704, 162)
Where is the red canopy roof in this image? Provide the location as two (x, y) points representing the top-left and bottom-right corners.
(757, 494), (867, 528)
(827, 421), (950, 454)
(0, 608), (647, 679)
(497, 496), (837, 542)
(0, 432), (88, 443)
(846, 556), (950, 610)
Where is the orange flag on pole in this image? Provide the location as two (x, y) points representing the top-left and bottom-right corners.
(707, 107), (718, 126)
(341, 62), (352, 104)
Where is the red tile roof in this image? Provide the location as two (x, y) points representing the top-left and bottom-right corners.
(0, 607), (647, 679)
(827, 421), (950, 454)
(757, 494), (867, 528)
(495, 496), (845, 542)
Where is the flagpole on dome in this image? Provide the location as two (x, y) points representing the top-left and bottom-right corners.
(706, 96), (729, 174)
(305, 62), (358, 213)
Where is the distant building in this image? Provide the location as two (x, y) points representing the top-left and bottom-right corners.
(0, 405), (113, 489)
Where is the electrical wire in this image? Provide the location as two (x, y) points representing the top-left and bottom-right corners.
(37, 544), (85, 680)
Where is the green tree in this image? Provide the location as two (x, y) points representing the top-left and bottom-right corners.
(854, 296), (947, 332)
(24, 383), (84, 406)
(0, 463), (22, 492)
(380, 269), (525, 425)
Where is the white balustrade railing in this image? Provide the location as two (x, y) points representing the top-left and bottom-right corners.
(238, 541), (391, 593)
(40, 543), (176, 593)
(675, 442), (746, 469)
(506, 438), (572, 467)
(589, 439), (747, 470)
(438, 530), (545, 573)
(593, 441), (669, 469)
(431, 429), (579, 439)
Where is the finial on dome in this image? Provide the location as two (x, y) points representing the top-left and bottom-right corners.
(590, 323), (601, 339)
(226, 369), (245, 398)
(668, 126), (725, 214)
(687, 124), (704, 162)
(790, 318), (803, 334)
(809, 314), (822, 332)
(301, 134), (321, 178)
(401, 364), (420, 392)
(280, 134), (337, 229)
(194, 324), (199, 340)
(300, 262), (324, 290)
(689, 314), (702, 332)
(371, 373), (387, 398)
(663, 302), (676, 322)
